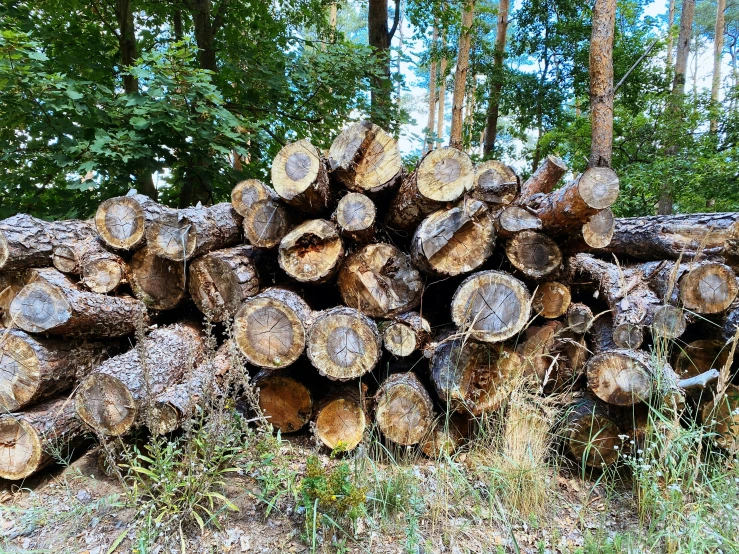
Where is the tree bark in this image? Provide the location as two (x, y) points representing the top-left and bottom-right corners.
(374, 372), (434, 446)
(271, 140), (333, 215)
(471, 160), (519, 205)
(426, 27), (438, 152)
(483, 0), (509, 156)
(449, 0), (476, 149)
(333, 192), (376, 244)
(666, 0), (676, 70)
(711, 0), (727, 133)
(674, 0), (696, 95)
(520, 155), (567, 202)
(368, 0), (399, 126)
(95, 193), (168, 251)
(589, 0), (616, 168)
(314, 384), (367, 452)
(505, 230), (562, 280)
(129, 246), (186, 311)
(565, 396), (622, 468)
(278, 219), (344, 284)
(437, 37), (448, 145)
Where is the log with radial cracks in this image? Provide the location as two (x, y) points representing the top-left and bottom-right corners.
(0, 329), (116, 412)
(0, 271), (26, 327)
(146, 203), (242, 262)
(651, 304), (686, 339)
(307, 307), (381, 380)
(374, 372), (434, 446)
(231, 179), (277, 218)
(95, 193), (168, 251)
(243, 198), (294, 249)
(328, 121), (402, 194)
(188, 245), (260, 321)
(581, 208), (615, 249)
(10, 268), (146, 337)
(53, 236), (127, 293)
(470, 160), (519, 205)
(278, 219), (344, 284)
(505, 230), (562, 280)
(271, 140), (332, 215)
(314, 384), (367, 452)
(411, 198), (496, 277)
(532, 281), (571, 319)
(0, 397), (88, 480)
(333, 193), (376, 243)
(566, 302), (595, 334)
(496, 206), (542, 238)
(586, 349), (667, 406)
(75, 322), (205, 436)
(386, 147), (474, 232)
(519, 155), (568, 202)
(254, 370), (313, 433)
(382, 312), (431, 358)
(430, 338), (523, 415)
(451, 270), (531, 343)
(337, 243), (422, 318)
(129, 247), (186, 311)
(234, 288), (312, 370)
(565, 396), (622, 468)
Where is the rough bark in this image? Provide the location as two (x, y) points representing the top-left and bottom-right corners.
(271, 140), (333, 215)
(129, 247), (186, 311)
(483, 0), (509, 156)
(381, 311), (431, 358)
(566, 302), (594, 334)
(496, 206), (542, 237)
(188, 245), (261, 321)
(411, 198), (496, 277)
(10, 268), (145, 337)
(306, 307), (381, 381)
(314, 384), (367, 452)
(368, 0), (398, 126)
(505, 230), (562, 280)
(532, 281), (571, 319)
(437, 39), (448, 145)
(333, 193), (376, 243)
(243, 198), (294, 249)
(589, 0), (616, 168)
(95, 193), (168, 251)
(75, 323), (205, 436)
(471, 160), (519, 205)
(374, 372), (434, 446)
(278, 219), (344, 284)
(451, 270), (531, 343)
(53, 236), (127, 294)
(337, 243), (422, 318)
(673, 0), (696, 96)
(254, 370), (313, 433)
(565, 397), (622, 468)
(449, 0), (476, 149)
(519, 155), (567, 201)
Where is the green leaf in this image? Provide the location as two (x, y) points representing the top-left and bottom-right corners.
(130, 116), (148, 130)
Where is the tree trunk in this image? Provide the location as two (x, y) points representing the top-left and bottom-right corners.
(565, 397), (622, 468)
(666, 0), (676, 70)
(188, 245), (261, 321)
(451, 270), (531, 343)
(711, 0), (727, 133)
(233, 287), (312, 370)
(271, 140), (333, 215)
(75, 322), (206, 436)
(333, 192), (376, 244)
(483, 0), (509, 156)
(243, 198), (294, 249)
(129, 246), (186, 311)
(337, 243), (422, 318)
(368, 0), (397, 126)
(0, 397), (89, 480)
(532, 281), (571, 319)
(381, 311), (431, 358)
(449, 0), (476, 149)
(374, 372), (434, 446)
(519, 155), (567, 201)
(566, 302), (595, 334)
(426, 27), (438, 152)
(471, 160), (519, 205)
(589, 0), (616, 168)
(307, 306), (381, 380)
(436, 37), (448, 145)
(674, 0), (696, 94)
(278, 219), (344, 284)
(254, 370), (313, 433)
(328, 121), (402, 195)
(411, 198), (496, 276)
(190, 0), (218, 72)
(314, 384), (367, 452)
(95, 193), (168, 251)
(505, 230), (563, 280)
(385, 147), (474, 232)
(496, 206), (542, 237)
(53, 236), (128, 294)
(10, 268), (146, 337)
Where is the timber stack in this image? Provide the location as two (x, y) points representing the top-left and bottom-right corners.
(1, 121), (739, 480)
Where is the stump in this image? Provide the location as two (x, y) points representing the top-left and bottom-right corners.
(565, 397), (622, 468)
(271, 139), (332, 214)
(496, 206), (542, 237)
(278, 219), (344, 284)
(254, 370), (313, 433)
(532, 282), (571, 319)
(243, 198), (294, 249)
(334, 193), (376, 243)
(314, 385), (367, 452)
(505, 230), (562, 280)
(581, 208), (615, 249)
(566, 302), (595, 334)
(129, 247), (186, 311)
(520, 155), (568, 201)
(471, 160), (519, 205)
(374, 372), (434, 446)
(382, 312), (431, 358)
(95, 193), (168, 251)
(53, 237), (127, 293)
(338, 243), (422, 318)
(231, 179), (277, 217)
(586, 349), (655, 406)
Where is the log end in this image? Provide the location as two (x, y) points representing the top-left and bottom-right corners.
(0, 416), (42, 480)
(375, 372), (434, 446)
(82, 258), (125, 294)
(417, 147), (474, 202)
(231, 179), (271, 217)
(582, 208), (615, 248)
(244, 198), (293, 249)
(0, 332), (42, 412)
(586, 350), (652, 406)
(278, 219), (344, 284)
(680, 262), (738, 314)
(130, 248), (186, 311)
(533, 282), (571, 319)
(579, 167), (620, 209)
(95, 196), (147, 250)
(10, 280), (72, 334)
(505, 230), (562, 280)
(75, 373), (137, 436)
(315, 396), (366, 451)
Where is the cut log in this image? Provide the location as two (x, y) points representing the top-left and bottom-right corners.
(386, 147), (474, 232)
(0, 214), (95, 271)
(420, 413), (469, 458)
(254, 370), (313, 433)
(496, 206), (542, 238)
(129, 247), (186, 311)
(0, 271), (26, 327)
(95, 193), (168, 251)
(505, 230), (562, 280)
(471, 160), (519, 205)
(411, 198), (496, 277)
(430, 339), (523, 415)
(612, 323), (644, 350)
(582, 208), (615, 249)
(0, 329), (114, 412)
(146, 203), (242, 262)
(374, 372), (434, 446)
(231, 179), (277, 217)
(382, 312), (431, 358)
(328, 121), (402, 194)
(337, 243), (422, 318)
(586, 349), (657, 406)
(679, 262), (738, 314)
(243, 198), (294, 249)
(565, 397), (622, 468)
(536, 167), (619, 236)
(334, 192), (376, 243)
(451, 270), (531, 343)
(532, 281), (571, 319)
(726, 220), (739, 261)
(674, 339), (729, 400)
(591, 314), (617, 353)
(271, 139), (332, 215)
(53, 237), (127, 293)
(234, 288), (312, 370)
(10, 268), (145, 337)
(651, 304), (686, 339)
(314, 385), (367, 452)
(75, 322), (205, 436)
(520, 155), (568, 201)
(701, 385), (739, 450)
(566, 303), (595, 334)
(0, 397), (88, 480)
(278, 219), (344, 284)
(518, 321), (563, 385)
(307, 306), (381, 380)
(188, 245), (260, 321)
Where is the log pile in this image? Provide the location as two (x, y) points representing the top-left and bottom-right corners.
(1, 120), (738, 481)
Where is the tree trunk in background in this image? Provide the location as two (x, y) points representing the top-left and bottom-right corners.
(711, 0), (726, 133)
(368, 0), (400, 127)
(589, 0), (616, 168)
(666, 0), (676, 70)
(483, 0), (509, 157)
(450, 0), (476, 149)
(436, 37), (447, 147)
(190, 0), (217, 72)
(173, 10), (183, 41)
(426, 27), (438, 153)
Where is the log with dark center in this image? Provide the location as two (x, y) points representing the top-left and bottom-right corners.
(307, 306), (381, 380)
(382, 312), (431, 358)
(386, 147), (474, 232)
(532, 281), (571, 319)
(278, 219), (344, 284)
(565, 397), (622, 468)
(505, 230), (562, 280)
(314, 384), (367, 452)
(53, 236), (127, 293)
(581, 208), (615, 249)
(10, 268), (145, 337)
(129, 247), (186, 311)
(496, 206), (542, 238)
(651, 304), (687, 339)
(75, 322), (205, 436)
(328, 121), (402, 194)
(519, 155), (568, 202)
(337, 243), (422, 318)
(680, 262), (738, 314)
(254, 370), (313, 433)
(470, 160), (519, 205)
(231, 179), (277, 218)
(271, 140), (332, 215)
(95, 193), (168, 251)
(243, 198), (293, 249)
(234, 288), (312, 370)
(374, 372), (434, 446)
(566, 302), (595, 334)
(333, 192), (376, 243)
(451, 270), (531, 343)
(420, 413), (469, 458)
(188, 245), (260, 321)
(411, 198), (496, 277)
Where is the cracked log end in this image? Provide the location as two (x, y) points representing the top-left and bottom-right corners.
(375, 372), (434, 446)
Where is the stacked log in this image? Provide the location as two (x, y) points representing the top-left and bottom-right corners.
(2, 120), (739, 481)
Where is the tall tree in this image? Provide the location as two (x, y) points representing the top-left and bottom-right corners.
(589, 0), (616, 168)
(436, 35), (448, 146)
(667, 0), (677, 69)
(368, 0), (400, 126)
(483, 0), (510, 157)
(450, 0), (476, 149)
(712, 0), (727, 132)
(426, 26), (438, 152)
